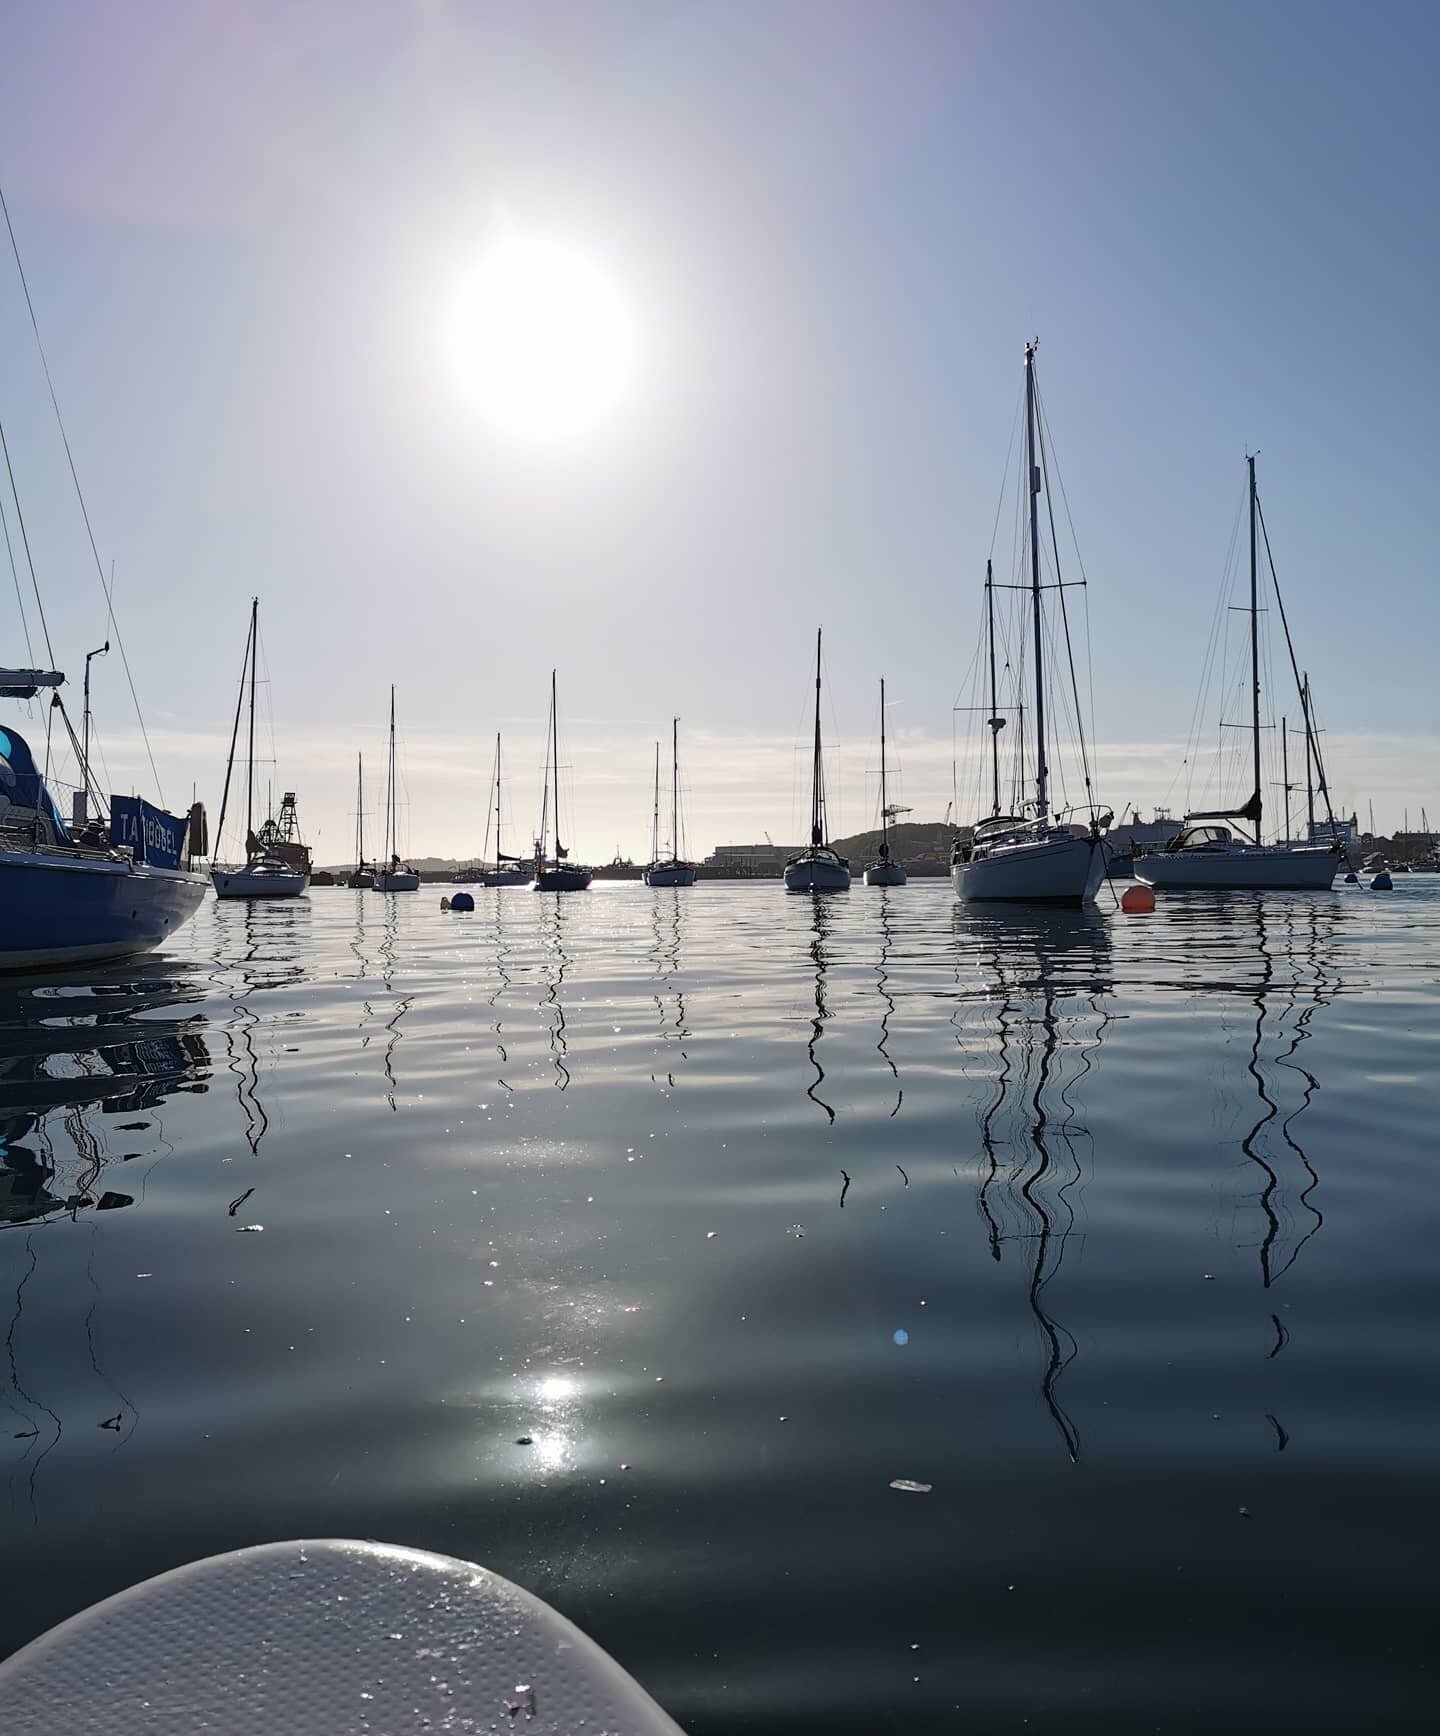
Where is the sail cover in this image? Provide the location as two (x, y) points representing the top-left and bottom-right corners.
(0, 727), (72, 839)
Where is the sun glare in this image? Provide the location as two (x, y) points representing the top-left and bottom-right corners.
(447, 237), (637, 440)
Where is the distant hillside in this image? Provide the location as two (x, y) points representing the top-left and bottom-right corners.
(830, 820), (964, 862)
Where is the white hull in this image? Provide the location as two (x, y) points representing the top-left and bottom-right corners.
(482, 868), (530, 887)
(375, 870), (420, 892)
(644, 862), (697, 887)
(1135, 845), (1337, 891)
(863, 862), (907, 886)
(212, 866), (308, 900)
(953, 832), (1105, 904)
(784, 853), (851, 892)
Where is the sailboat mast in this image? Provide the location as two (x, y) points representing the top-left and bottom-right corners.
(1248, 455), (1262, 836)
(385, 685), (396, 861)
(879, 679), (889, 859)
(356, 753), (363, 867)
(537, 688), (552, 863)
(1025, 345), (1048, 820)
(671, 716), (680, 863)
(986, 558), (1000, 816)
(245, 597), (258, 849)
(811, 628), (824, 848)
(551, 670), (563, 858)
(651, 741), (660, 863)
(1302, 677), (1316, 836)
(494, 733), (503, 863)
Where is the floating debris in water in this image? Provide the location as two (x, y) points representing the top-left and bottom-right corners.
(889, 1478), (932, 1494)
(98, 1414), (123, 1432)
(893, 1329), (909, 1347)
(515, 1436), (534, 1446)
(236, 1223), (264, 1233)
(116, 1121), (150, 1131)
(1238, 1505), (1252, 1518)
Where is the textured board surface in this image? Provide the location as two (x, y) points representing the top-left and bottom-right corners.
(0, 1538), (685, 1734)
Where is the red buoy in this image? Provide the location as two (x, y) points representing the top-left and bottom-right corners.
(1121, 884), (1156, 913)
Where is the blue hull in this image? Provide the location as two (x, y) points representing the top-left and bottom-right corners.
(0, 847), (207, 970)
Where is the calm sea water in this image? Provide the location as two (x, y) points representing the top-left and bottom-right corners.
(2, 879), (1437, 1731)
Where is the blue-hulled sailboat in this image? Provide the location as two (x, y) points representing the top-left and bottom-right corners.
(0, 671), (205, 969)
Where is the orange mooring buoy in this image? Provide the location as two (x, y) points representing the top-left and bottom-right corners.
(1121, 884), (1156, 913)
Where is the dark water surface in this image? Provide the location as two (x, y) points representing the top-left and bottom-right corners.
(2, 880), (1437, 1731)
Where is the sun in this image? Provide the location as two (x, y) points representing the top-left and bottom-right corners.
(446, 237), (638, 440)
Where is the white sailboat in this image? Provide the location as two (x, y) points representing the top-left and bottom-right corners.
(1135, 457), (1340, 892)
(863, 678), (908, 886)
(952, 344), (1110, 905)
(481, 733), (530, 886)
(532, 673), (591, 891)
(644, 718), (697, 887)
(374, 686), (419, 891)
(784, 629), (851, 893)
(211, 599), (308, 901)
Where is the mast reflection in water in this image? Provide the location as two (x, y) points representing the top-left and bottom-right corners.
(963, 906), (1113, 1462)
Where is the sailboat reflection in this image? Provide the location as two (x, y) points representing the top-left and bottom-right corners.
(648, 889), (689, 1091)
(1239, 900), (1333, 1288)
(539, 895), (572, 1090)
(801, 895), (837, 1124)
(0, 962), (213, 1514)
(0, 965), (211, 1224)
(376, 899), (411, 1112)
(488, 887), (515, 1096)
(965, 906), (1113, 1462)
(873, 892), (902, 1119)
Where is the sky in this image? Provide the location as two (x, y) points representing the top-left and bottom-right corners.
(0, 0), (1436, 863)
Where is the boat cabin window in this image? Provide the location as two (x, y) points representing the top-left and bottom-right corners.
(1175, 825), (1232, 847)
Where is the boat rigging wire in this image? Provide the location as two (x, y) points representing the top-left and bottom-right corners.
(0, 176), (165, 803)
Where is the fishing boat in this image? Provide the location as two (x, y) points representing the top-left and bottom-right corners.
(532, 673), (591, 891)
(644, 718), (697, 887)
(211, 601), (307, 901)
(952, 344), (1110, 905)
(0, 199), (206, 967)
(784, 630), (850, 892)
(1135, 457), (1340, 892)
(863, 678), (908, 886)
(481, 734), (529, 886)
(346, 754), (373, 887)
(374, 687), (420, 891)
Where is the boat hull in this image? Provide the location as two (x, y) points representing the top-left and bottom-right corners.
(1135, 846), (1338, 891)
(863, 863), (907, 887)
(212, 867), (308, 900)
(784, 855), (851, 893)
(375, 870), (420, 892)
(483, 869), (531, 887)
(953, 833), (1106, 905)
(534, 868), (592, 891)
(0, 848), (207, 970)
(644, 862), (697, 887)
